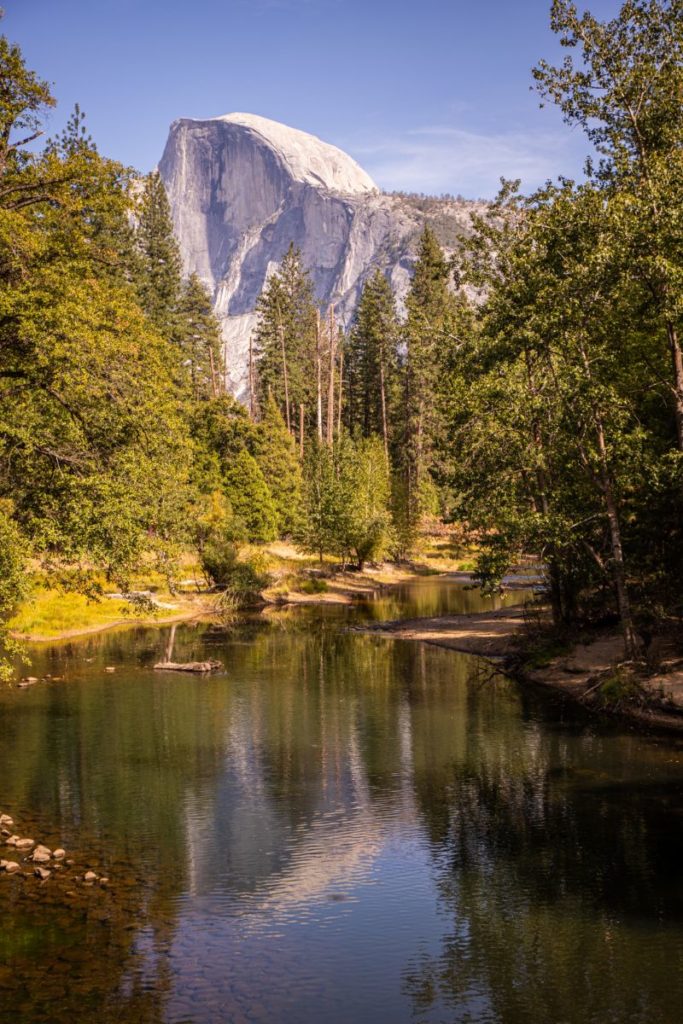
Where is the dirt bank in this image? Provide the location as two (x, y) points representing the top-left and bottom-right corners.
(362, 609), (683, 734)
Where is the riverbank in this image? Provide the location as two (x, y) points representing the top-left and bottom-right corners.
(9, 529), (478, 644)
(362, 607), (683, 734)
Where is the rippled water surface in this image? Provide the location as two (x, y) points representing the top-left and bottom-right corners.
(1, 580), (683, 1024)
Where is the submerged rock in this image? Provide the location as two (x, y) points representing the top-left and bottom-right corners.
(32, 845), (51, 863)
(34, 866), (51, 881)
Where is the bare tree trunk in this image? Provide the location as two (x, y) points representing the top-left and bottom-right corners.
(164, 623), (177, 663)
(337, 346), (344, 436)
(279, 322), (291, 433)
(315, 310), (323, 441)
(379, 362), (389, 466)
(208, 346), (218, 400)
(248, 334), (255, 417)
(326, 307), (336, 446)
(299, 403), (305, 459)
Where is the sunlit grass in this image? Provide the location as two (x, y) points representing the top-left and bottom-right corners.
(9, 589), (138, 638)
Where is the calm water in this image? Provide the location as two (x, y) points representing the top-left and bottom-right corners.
(1, 580), (682, 1024)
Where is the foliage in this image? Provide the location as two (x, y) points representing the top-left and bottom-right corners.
(252, 393), (303, 535)
(222, 449), (278, 543)
(297, 434), (393, 568)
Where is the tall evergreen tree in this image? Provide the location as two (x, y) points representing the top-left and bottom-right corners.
(345, 269), (399, 457)
(252, 393), (303, 536)
(253, 244), (318, 432)
(397, 226), (456, 540)
(223, 449), (278, 543)
(134, 170), (183, 339)
(178, 273), (224, 401)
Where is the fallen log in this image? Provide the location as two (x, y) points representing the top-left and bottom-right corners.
(153, 660), (222, 674)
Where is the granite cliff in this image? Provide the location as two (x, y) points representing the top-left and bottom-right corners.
(159, 113), (481, 399)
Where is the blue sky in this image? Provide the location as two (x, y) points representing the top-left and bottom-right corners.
(7, 0), (621, 198)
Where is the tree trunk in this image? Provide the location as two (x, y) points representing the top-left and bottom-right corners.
(299, 403), (305, 459)
(379, 362), (389, 466)
(315, 311), (323, 441)
(667, 320), (683, 451)
(594, 417), (639, 659)
(337, 347), (344, 436)
(279, 323), (291, 433)
(326, 308), (336, 446)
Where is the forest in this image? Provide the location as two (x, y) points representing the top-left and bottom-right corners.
(1, 0), (682, 675)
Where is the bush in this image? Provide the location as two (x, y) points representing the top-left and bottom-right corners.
(200, 540), (271, 606)
(299, 577), (329, 594)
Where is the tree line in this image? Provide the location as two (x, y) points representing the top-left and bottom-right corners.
(1, 0), (681, 669)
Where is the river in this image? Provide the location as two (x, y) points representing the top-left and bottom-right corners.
(1, 579), (682, 1023)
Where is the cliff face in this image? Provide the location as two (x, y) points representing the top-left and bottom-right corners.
(159, 113), (479, 399)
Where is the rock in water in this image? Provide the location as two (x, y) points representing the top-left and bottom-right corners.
(32, 845), (51, 863)
(159, 112), (481, 400)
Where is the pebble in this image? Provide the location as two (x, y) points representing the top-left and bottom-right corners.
(3, 862), (20, 874)
(0, 814), (13, 827)
(32, 845), (51, 863)
(52, 848), (66, 860)
(4, 835), (18, 846)
(34, 866), (51, 881)
(104, 667), (116, 673)
(15, 837), (35, 851)
(84, 871), (98, 883)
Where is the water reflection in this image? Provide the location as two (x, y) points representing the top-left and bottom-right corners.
(0, 582), (682, 1023)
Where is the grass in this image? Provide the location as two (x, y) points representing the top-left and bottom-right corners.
(8, 589), (138, 638)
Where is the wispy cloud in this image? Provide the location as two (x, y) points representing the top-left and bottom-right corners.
(349, 123), (583, 199)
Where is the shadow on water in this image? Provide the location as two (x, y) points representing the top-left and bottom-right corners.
(0, 580), (682, 1023)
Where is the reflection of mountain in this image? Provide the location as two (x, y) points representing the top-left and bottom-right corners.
(182, 630), (421, 903)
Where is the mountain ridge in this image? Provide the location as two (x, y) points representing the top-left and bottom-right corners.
(159, 114), (483, 399)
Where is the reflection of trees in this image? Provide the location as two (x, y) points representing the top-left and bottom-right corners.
(3, 610), (683, 1023)
(404, 671), (683, 1023)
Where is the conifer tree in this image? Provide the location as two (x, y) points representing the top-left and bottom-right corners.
(398, 226), (456, 539)
(222, 449), (278, 543)
(134, 170), (183, 339)
(178, 273), (224, 401)
(252, 393), (303, 536)
(345, 269), (399, 457)
(253, 244), (317, 431)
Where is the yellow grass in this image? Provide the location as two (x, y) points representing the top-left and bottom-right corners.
(8, 589), (138, 638)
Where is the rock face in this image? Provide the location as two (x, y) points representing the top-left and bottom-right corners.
(159, 112), (481, 400)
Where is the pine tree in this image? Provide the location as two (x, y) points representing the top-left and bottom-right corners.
(345, 269), (399, 458)
(134, 170), (183, 339)
(178, 273), (224, 401)
(252, 393), (303, 536)
(398, 226), (456, 540)
(253, 244), (318, 432)
(222, 449), (278, 543)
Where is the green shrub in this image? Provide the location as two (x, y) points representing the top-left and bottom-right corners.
(201, 540), (271, 606)
(299, 577), (329, 594)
